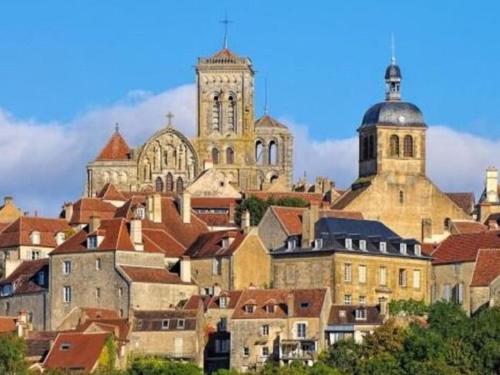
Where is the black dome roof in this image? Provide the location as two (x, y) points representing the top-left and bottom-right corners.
(360, 101), (426, 128)
(385, 63), (401, 80)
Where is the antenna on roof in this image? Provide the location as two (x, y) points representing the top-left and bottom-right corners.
(391, 33), (396, 64)
(264, 76), (269, 115)
(220, 11), (233, 49)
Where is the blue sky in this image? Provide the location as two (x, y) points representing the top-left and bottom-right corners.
(0, 1), (499, 215)
(0, 1), (499, 139)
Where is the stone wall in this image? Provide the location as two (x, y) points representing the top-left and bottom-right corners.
(0, 292), (48, 331)
(129, 282), (197, 310)
(431, 262), (475, 314)
(232, 233), (271, 289)
(190, 257), (231, 292)
(258, 210), (288, 251)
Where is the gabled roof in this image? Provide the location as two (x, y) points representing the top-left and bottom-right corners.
(76, 318), (130, 342)
(0, 316), (16, 333)
(255, 115), (288, 129)
(43, 332), (109, 372)
(119, 265), (191, 285)
(470, 249), (500, 287)
(432, 231), (500, 264)
(331, 183), (372, 210)
(445, 192), (475, 214)
(185, 230), (245, 258)
(133, 310), (198, 332)
(328, 305), (383, 326)
(0, 217), (71, 249)
(0, 259), (48, 295)
(96, 183), (127, 201)
(232, 288), (327, 320)
(95, 131), (131, 161)
(67, 198), (117, 225)
(450, 220), (487, 235)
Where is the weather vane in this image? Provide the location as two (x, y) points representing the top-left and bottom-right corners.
(220, 12), (233, 49)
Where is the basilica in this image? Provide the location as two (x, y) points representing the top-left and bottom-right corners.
(86, 43), (294, 197)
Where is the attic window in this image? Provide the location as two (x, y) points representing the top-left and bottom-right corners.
(300, 302), (309, 309)
(359, 240), (367, 251)
(161, 319), (169, 330)
(87, 236), (98, 250)
(177, 319), (185, 329)
(60, 343), (71, 351)
(287, 239), (296, 251)
(136, 207), (145, 220)
(355, 308), (367, 321)
(219, 296), (228, 308)
(414, 244), (422, 256)
(379, 241), (387, 253)
(244, 304), (255, 313)
(265, 304), (275, 313)
(30, 231), (40, 245)
(400, 243), (407, 255)
(55, 232), (66, 246)
(345, 238), (353, 250)
(313, 238), (323, 250)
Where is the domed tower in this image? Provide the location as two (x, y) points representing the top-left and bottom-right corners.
(358, 57), (427, 178)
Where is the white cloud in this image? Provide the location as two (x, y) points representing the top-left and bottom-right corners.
(0, 85), (497, 217)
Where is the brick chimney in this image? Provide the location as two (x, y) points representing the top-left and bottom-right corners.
(180, 256), (191, 283)
(287, 292), (295, 317)
(180, 191), (191, 224)
(486, 167), (499, 203)
(241, 210), (251, 232)
(146, 194), (162, 223)
(130, 219), (143, 251)
(301, 204), (319, 248)
(89, 216), (101, 233)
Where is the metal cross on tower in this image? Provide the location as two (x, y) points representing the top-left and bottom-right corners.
(220, 12), (233, 49)
(166, 112), (174, 127)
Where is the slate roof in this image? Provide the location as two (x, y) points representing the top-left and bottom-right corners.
(185, 230), (245, 258)
(0, 217), (71, 248)
(328, 305), (383, 326)
(119, 266), (191, 285)
(432, 231), (500, 264)
(133, 310), (198, 332)
(95, 131), (131, 161)
(470, 249), (500, 287)
(0, 259), (48, 295)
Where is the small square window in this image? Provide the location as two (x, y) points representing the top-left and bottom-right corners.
(177, 319), (185, 329)
(262, 346), (269, 357)
(344, 294), (352, 305)
(162, 320), (169, 330)
(243, 347), (250, 357)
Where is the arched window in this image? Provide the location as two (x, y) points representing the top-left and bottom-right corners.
(390, 135), (400, 157)
(226, 147), (234, 164)
(212, 148), (220, 165)
(165, 173), (174, 192)
(270, 175), (279, 184)
(176, 177), (184, 193)
(269, 141), (278, 165)
(255, 141), (264, 165)
(403, 135), (414, 157)
(368, 135), (375, 159)
(155, 177), (164, 192)
(212, 94), (221, 131)
(227, 95), (236, 132)
(399, 190), (404, 204)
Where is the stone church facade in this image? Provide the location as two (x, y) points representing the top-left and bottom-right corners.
(86, 45), (294, 197)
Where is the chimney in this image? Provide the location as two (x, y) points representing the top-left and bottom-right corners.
(241, 210), (251, 232)
(180, 191), (191, 224)
(4, 196), (13, 205)
(228, 203), (236, 224)
(16, 310), (29, 338)
(379, 297), (389, 317)
(301, 204), (319, 248)
(287, 292), (295, 317)
(486, 167), (499, 203)
(204, 159), (214, 170)
(89, 216), (101, 233)
(63, 202), (73, 222)
(213, 284), (221, 297)
(180, 256), (191, 283)
(130, 219), (143, 251)
(146, 194), (162, 223)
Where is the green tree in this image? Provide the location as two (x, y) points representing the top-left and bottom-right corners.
(0, 334), (27, 375)
(357, 352), (403, 375)
(427, 301), (469, 339)
(236, 196), (309, 226)
(361, 319), (406, 357)
(318, 339), (360, 374)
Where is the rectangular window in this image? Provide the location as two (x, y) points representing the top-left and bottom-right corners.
(345, 238), (353, 250)
(177, 319), (185, 329)
(414, 244), (422, 256)
(452, 283), (464, 304)
(413, 270), (421, 289)
(379, 241), (387, 253)
(63, 286), (71, 303)
(262, 346), (269, 357)
(261, 324), (269, 336)
(95, 288), (101, 299)
(443, 284), (451, 302)
(399, 269), (407, 287)
(219, 296), (228, 308)
(359, 295), (366, 305)
(96, 258), (101, 270)
(218, 317), (227, 332)
(355, 309), (367, 320)
(118, 288), (123, 298)
(344, 294), (352, 305)
(296, 323), (307, 338)
(87, 236), (98, 249)
(212, 258), (222, 275)
(379, 267), (387, 286)
(400, 243), (407, 255)
(63, 260), (71, 275)
(162, 320), (169, 330)
(31, 250), (40, 260)
(344, 264), (352, 282)
(243, 347), (250, 357)
(358, 265), (367, 284)
(359, 240), (367, 251)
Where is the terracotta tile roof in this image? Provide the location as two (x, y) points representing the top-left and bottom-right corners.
(232, 288), (327, 320)
(68, 198), (117, 225)
(207, 291), (243, 309)
(450, 220), (487, 234)
(183, 295), (206, 310)
(95, 131), (131, 161)
(0, 259), (48, 295)
(445, 192), (475, 214)
(96, 183), (127, 201)
(80, 308), (120, 320)
(195, 213), (234, 227)
(0, 316), (16, 333)
(432, 230), (500, 264)
(255, 115), (288, 129)
(331, 183), (371, 210)
(0, 222), (9, 233)
(119, 265), (191, 285)
(142, 228), (186, 257)
(270, 206), (364, 236)
(421, 243), (437, 256)
(0, 216), (71, 249)
(185, 230), (245, 258)
(470, 249), (500, 287)
(76, 318), (130, 342)
(113, 196), (146, 220)
(43, 332), (109, 372)
(328, 305), (383, 326)
(133, 310), (198, 331)
(245, 191), (324, 205)
(191, 198), (240, 209)
(207, 48), (244, 63)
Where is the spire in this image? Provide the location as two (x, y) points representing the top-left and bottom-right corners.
(220, 12), (233, 49)
(264, 76), (269, 115)
(391, 33), (396, 64)
(385, 34), (402, 101)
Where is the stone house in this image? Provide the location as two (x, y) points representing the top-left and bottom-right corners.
(230, 288), (330, 372)
(0, 196), (23, 225)
(271, 213), (431, 306)
(185, 228), (271, 293)
(130, 306), (205, 368)
(0, 216), (71, 277)
(431, 230), (500, 314)
(469, 249), (500, 312)
(48, 216), (197, 329)
(0, 259), (49, 330)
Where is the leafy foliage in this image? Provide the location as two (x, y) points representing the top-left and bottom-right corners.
(128, 356), (202, 375)
(388, 299), (428, 316)
(236, 196), (309, 226)
(0, 334), (27, 375)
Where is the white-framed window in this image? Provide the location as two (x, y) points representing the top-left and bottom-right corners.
(413, 270), (421, 289)
(379, 241), (387, 253)
(345, 238), (352, 250)
(287, 238), (296, 251)
(313, 238), (323, 250)
(358, 265), (367, 284)
(400, 243), (407, 255)
(161, 319), (169, 330)
(265, 304), (275, 313)
(379, 266), (387, 286)
(344, 294), (352, 305)
(219, 296), (228, 308)
(261, 324), (269, 336)
(344, 263), (352, 282)
(63, 286), (71, 303)
(63, 260), (71, 275)
(30, 231), (40, 245)
(31, 250), (41, 260)
(355, 308), (367, 321)
(87, 236), (98, 249)
(136, 207), (145, 220)
(243, 347), (250, 357)
(359, 240), (367, 251)
(453, 283), (464, 304)
(96, 258), (101, 270)
(414, 244), (421, 256)
(359, 295), (366, 305)
(212, 258), (222, 275)
(399, 269), (408, 287)
(244, 304), (255, 313)
(55, 232), (66, 246)
(262, 346), (269, 357)
(296, 323), (307, 339)
(177, 319), (185, 329)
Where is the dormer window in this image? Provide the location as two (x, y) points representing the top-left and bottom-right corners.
(36, 271), (46, 286)
(359, 240), (367, 251)
(414, 244), (421, 256)
(379, 241), (387, 253)
(177, 319), (185, 329)
(355, 308), (367, 321)
(87, 236), (98, 250)
(135, 207), (145, 220)
(55, 232), (66, 246)
(345, 238), (353, 250)
(30, 231), (40, 245)
(313, 238), (323, 250)
(400, 243), (407, 255)
(161, 319), (169, 330)
(265, 304), (275, 313)
(287, 238), (296, 251)
(1, 284), (13, 297)
(244, 304), (255, 314)
(219, 296), (228, 308)
(221, 237), (234, 249)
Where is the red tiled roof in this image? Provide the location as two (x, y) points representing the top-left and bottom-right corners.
(43, 332), (109, 372)
(96, 183), (126, 201)
(69, 198), (117, 225)
(195, 213), (235, 227)
(0, 316), (16, 333)
(191, 198), (240, 209)
(142, 228), (186, 257)
(81, 308), (120, 321)
(119, 265), (191, 284)
(470, 249), (500, 287)
(0, 217), (71, 249)
(450, 220), (487, 235)
(245, 191), (324, 205)
(432, 230), (500, 264)
(95, 131), (131, 161)
(232, 288), (327, 320)
(76, 318), (130, 342)
(185, 230), (245, 258)
(0, 259), (48, 295)
(445, 192), (475, 214)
